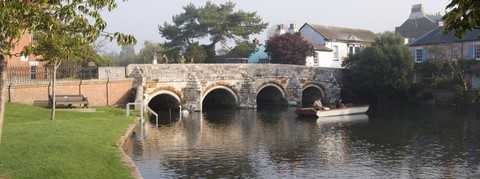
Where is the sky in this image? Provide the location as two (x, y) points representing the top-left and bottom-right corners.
(101, 0), (451, 53)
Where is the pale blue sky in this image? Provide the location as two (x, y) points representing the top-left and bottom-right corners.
(101, 0), (450, 52)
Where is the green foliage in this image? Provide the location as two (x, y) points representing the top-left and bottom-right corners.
(159, 1), (267, 60)
(0, 1), (136, 56)
(343, 32), (414, 103)
(0, 103), (134, 179)
(415, 60), (478, 90)
(137, 41), (166, 64)
(225, 41), (257, 58)
(443, 0), (480, 38)
(96, 55), (114, 66)
(184, 43), (207, 63)
(265, 33), (314, 65)
(31, 30), (99, 66)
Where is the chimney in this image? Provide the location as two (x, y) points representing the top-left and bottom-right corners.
(277, 24), (284, 31)
(409, 4), (426, 19)
(276, 24), (286, 35)
(288, 24), (297, 33)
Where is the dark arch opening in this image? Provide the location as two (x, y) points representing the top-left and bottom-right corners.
(202, 88), (237, 111)
(302, 86), (324, 107)
(148, 94), (181, 122)
(257, 86), (287, 109)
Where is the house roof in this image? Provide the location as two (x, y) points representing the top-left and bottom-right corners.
(301, 23), (377, 43)
(410, 27), (480, 46)
(395, 17), (438, 39)
(312, 44), (332, 51)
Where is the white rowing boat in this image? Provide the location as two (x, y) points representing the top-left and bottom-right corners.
(317, 114), (369, 124)
(316, 105), (369, 117)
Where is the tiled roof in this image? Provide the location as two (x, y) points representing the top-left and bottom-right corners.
(312, 44), (332, 51)
(304, 23), (377, 43)
(410, 27), (480, 46)
(395, 17), (438, 39)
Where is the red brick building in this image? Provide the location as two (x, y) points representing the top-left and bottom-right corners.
(5, 33), (47, 82)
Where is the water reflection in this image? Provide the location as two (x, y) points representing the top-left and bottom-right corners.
(124, 107), (480, 179)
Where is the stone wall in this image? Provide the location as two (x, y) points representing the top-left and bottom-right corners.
(8, 79), (134, 107)
(127, 64), (342, 111)
(98, 67), (127, 80)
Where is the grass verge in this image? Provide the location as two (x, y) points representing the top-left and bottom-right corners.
(0, 103), (135, 179)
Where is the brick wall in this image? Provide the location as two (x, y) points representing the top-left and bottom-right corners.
(8, 79), (134, 107)
(7, 33), (39, 66)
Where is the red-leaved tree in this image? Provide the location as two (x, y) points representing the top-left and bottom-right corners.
(265, 33), (314, 65)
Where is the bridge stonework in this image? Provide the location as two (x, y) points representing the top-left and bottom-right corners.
(126, 64), (342, 112)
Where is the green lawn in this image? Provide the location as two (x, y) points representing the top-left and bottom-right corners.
(0, 103), (135, 179)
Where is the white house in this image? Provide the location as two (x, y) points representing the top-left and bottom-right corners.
(299, 23), (377, 68)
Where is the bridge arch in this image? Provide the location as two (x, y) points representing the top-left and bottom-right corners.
(302, 83), (326, 107)
(256, 82), (288, 107)
(147, 90), (182, 120)
(201, 85), (239, 111)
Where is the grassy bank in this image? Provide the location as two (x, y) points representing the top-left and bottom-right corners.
(0, 103), (135, 179)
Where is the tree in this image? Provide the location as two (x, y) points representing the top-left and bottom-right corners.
(225, 41), (258, 58)
(343, 32), (414, 105)
(184, 43), (207, 63)
(0, 1), (136, 139)
(265, 33), (314, 65)
(159, 1), (267, 60)
(114, 45), (138, 66)
(137, 41), (166, 64)
(32, 30), (99, 120)
(0, 0), (135, 142)
(443, 0), (480, 38)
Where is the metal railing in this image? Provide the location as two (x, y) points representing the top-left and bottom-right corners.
(6, 63), (98, 84)
(126, 102), (144, 123)
(146, 106), (159, 126)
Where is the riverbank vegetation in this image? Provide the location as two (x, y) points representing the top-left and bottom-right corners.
(265, 33), (314, 65)
(342, 32), (480, 111)
(0, 104), (135, 179)
(342, 32), (414, 107)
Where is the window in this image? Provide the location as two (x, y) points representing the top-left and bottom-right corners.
(30, 65), (37, 79)
(333, 45), (339, 61)
(348, 46), (354, 55)
(313, 53), (319, 66)
(415, 49), (424, 63)
(475, 44), (480, 60)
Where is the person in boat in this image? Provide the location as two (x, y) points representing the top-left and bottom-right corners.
(313, 100), (330, 111)
(336, 99), (346, 109)
(313, 100), (322, 110)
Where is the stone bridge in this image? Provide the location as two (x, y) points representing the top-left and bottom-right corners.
(126, 64), (342, 112)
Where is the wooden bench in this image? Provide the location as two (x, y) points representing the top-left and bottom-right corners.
(50, 95), (89, 108)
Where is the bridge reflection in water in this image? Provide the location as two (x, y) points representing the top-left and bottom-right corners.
(124, 106), (480, 179)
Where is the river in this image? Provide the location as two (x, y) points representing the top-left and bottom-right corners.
(123, 106), (480, 178)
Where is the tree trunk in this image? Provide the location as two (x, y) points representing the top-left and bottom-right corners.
(50, 64), (58, 121)
(0, 56), (6, 144)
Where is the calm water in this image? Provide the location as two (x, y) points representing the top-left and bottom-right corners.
(124, 107), (480, 179)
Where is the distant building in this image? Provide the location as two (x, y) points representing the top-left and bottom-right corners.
(409, 27), (480, 63)
(409, 27), (480, 89)
(269, 24), (299, 37)
(4, 33), (45, 81)
(299, 23), (376, 68)
(248, 46), (269, 63)
(396, 4), (443, 44)
(5, 33), (39, 66)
